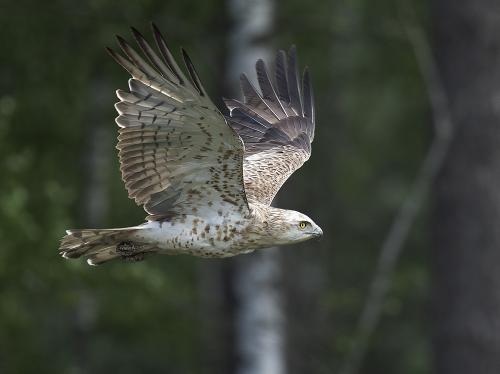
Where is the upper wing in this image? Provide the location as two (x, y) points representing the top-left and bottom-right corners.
(108, 25), (249, 220)
(225, 46), (315, 206)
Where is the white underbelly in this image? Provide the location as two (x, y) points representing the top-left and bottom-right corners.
(130, 215), (251, 257)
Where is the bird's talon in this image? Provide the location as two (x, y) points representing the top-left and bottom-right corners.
(117, 241), (136, 254)
(122, 253), (145, 262)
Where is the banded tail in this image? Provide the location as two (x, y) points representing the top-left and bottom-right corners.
(59, 227), (152, 265)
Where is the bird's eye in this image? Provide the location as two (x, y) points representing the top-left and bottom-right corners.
(298, 221), (308, 230)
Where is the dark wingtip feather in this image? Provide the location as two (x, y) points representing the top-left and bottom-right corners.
(129, 27), (150, 55)
(255, 59), (270, 94)
(181, 47), (206, 96)
(150, 23), (185, 85)
(129, 25), (171, 79)
(106, 46), (124, 65)
(239, 73), (254, 102)
(130, 26), (146, 43)
(286, 44), (302, 115)
(302, 66), (315, 135)
(275, 50), (290, 103)
(115, 34), (128, 48)
(150, 22), (169, 53)
(105, 46), (116, 57)
(150, 22), (162, 38)
(115, 35), (137, 63)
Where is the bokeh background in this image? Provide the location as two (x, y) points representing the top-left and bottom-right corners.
(1, 0), (499, 373)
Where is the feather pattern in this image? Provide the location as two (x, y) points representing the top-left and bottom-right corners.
(239, 74), (278, 122)
(225, 45), (316, 205)
(108, 24), (249, 219)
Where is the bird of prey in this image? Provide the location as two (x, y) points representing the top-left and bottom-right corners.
(59, 24), (322, 265)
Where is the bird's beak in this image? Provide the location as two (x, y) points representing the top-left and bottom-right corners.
(314, 227), (323, 240)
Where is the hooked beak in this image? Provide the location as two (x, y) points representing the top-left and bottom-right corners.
(313, 227), (323, 240)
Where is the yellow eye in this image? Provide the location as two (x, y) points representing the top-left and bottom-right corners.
(298, 221), (307, 230)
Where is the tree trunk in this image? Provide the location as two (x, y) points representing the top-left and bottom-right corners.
(224, 1), (285, 374)
(432, 2), (500, 373)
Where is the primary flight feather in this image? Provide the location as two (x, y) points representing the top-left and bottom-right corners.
(59, 24), (322, 265)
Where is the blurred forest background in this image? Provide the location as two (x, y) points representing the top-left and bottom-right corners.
(1, 0), (500, 373)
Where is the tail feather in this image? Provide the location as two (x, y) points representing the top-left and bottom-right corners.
(59, 227), (140, 265)
(86, 246), (122, 266)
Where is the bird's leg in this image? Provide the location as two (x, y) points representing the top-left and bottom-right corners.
(122, 252), (145, 262)
(117, 241), (145, 262)
(117, 240), (136, 255)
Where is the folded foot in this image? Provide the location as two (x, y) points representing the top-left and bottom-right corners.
(117, 241), (146, 262)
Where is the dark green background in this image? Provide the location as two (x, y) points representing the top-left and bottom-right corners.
(0, 0), (431, 373)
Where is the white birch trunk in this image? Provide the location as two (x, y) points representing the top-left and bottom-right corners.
(225, 1), (285, 374)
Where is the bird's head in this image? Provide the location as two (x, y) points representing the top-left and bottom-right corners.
(265, 208), (323, 245)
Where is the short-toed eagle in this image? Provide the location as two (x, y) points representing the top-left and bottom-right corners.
(60, 24), (322, 265)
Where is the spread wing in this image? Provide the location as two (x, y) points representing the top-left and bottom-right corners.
(108, 25), (249, 220)
(225, 46), (315, 205)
